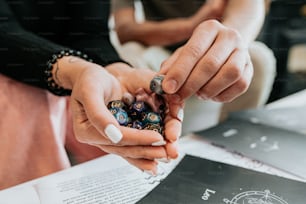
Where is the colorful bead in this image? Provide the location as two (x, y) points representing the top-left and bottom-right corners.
(128, 101), (151, 120)
(107, 98), (165, 136)
(143, 123), (163, 134)
(150, 75), (165, 95)
(107, 100), (126, 109)
(131, 120), (143, 129)
(108, 107), (129, 126)
(141, 112), (162, 125)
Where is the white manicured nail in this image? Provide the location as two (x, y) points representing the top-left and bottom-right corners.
(152, 140), (166, 146)
(144, 170), (156, 176)
(155, 158), (170, 163)
(104, 124), (122, 144)
(177, 108), (184, 122)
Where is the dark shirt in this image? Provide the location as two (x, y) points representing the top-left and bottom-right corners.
(0, 0), (121, 89)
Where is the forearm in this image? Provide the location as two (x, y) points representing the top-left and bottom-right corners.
(221, 0), (265, 43)
(116, 19), (193, 46)
(0, 24), (67, 89)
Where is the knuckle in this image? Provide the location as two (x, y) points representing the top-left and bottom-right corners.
(203, 19), (222, 29)
(204, 55), (222, 73)
(184, 44), (203, 59)
(227, 28), (241, 39)
(236, 78), (249, 93)
(224, 65), (243, 81)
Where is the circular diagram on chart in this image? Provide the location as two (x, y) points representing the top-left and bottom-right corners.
(223, 189), (288, 204)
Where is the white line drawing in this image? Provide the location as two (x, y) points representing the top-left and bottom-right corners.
(223, 129), (238, 137)
(223, 189), (288, 204)
(249, 136), (279, 152)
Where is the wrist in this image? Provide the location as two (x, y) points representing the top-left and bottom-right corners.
(55, 56), (100, 90)
(45, 50), (96, 96)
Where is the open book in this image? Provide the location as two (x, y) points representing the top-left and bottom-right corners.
(0, 154), (182, 204)
(194, 105), (306, 179)
(138, 154), (306, 204)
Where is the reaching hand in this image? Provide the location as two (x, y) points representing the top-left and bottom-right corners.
(160, 19), (253, 104)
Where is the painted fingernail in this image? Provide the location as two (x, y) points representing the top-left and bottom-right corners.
(152, 140), (166, 146)
(198, 94), (208, 100)
(155, 158), (170, 163)
(104, 124), (122, 144)
(144, 170), (156, 176)
(177, 108), (184, 122)
(164, 79), (177, 93)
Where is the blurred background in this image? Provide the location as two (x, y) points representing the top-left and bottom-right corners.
(258, 0), (306, 102)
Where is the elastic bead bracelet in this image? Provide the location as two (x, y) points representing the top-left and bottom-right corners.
(44, 50), (93, 96)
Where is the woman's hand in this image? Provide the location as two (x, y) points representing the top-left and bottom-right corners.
(56, 57), (183, 173)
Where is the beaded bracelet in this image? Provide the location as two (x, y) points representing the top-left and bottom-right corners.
(44, 50), (93, 96)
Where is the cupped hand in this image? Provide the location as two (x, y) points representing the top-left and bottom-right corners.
(69, 62), (183, 173)
(159, 19), (254, 104)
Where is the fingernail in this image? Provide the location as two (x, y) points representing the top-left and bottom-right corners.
(122, 92), (135, 105)
(155, 158), (170, 163)
(144, 170), (156, 176)
(199, 94), (208, 100)
(152, 140), (166, 146)
(177, 108), (184, 122)
(164, 79), (177, 93)
(104, 124), (122, 144)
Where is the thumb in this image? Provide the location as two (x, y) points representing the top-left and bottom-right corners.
(84, 92), (123, 144)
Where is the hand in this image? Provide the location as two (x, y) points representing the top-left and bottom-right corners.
(159, 19), (254, 103)
(61, 59), (183, 173)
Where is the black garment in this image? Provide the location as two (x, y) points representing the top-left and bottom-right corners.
(0, 0), (121, 89)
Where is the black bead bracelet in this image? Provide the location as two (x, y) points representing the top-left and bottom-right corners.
(44, 49), (93, 96)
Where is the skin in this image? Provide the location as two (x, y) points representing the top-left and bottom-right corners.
(114, 0), (227, 46)
(55, 56), (184, 173)
(113, 0), (265, 103)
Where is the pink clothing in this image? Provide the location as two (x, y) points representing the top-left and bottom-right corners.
(0, 74), (105, 190)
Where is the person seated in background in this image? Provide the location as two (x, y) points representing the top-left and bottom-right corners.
(111, 0), (276, 133)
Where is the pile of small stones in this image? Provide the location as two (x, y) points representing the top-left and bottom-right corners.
(108, 75), (166, 135)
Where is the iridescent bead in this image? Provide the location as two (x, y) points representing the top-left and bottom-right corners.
(141, 112), (162, 125)
(128, 101), (151, 120)
(150, 75), (165, 95)
(108, 107), (129, 126)
(107, 100), (126, 109)
(143, 123), (163, 134)
(131, 120), (143, 130)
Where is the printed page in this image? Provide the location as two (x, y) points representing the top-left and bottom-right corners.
(0, 185), (40, 204)
(35, 154), (182, 204)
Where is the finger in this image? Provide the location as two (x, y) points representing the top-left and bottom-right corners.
(165, 141), (179, 159)
(176, 28), (242, 100)
(163, 112), (183, 142)
(124, 157), (158, 174)
(213, 60), (254, 102)
(197, 48), (248, 99)
(76, 89), (124, 144)
(159, 47), (182, 74)
(96, 145), (167, 160)
(160, 21), (220, 94)
(72, 108), (166, 146)
(120, 126), (166, 146)
(126, 69), (156, 94)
